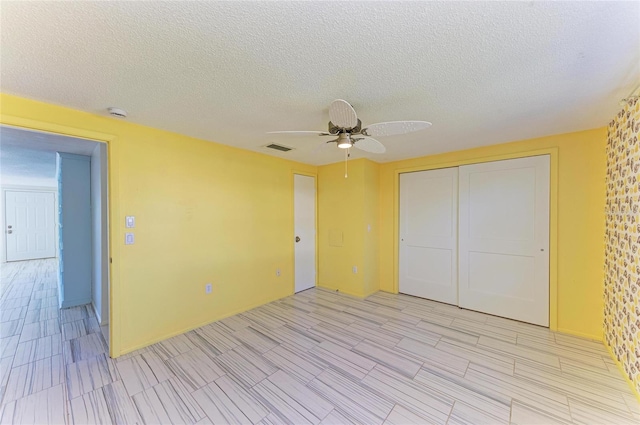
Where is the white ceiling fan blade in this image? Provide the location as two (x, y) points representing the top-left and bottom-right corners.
(329, 99), (358, 129)
(353, 136), (386, 154)
(267, 131), (333, 136)
(362, 121), (431, 137)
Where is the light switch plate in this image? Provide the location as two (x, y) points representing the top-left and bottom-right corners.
(125, 233), (135, 245)
(125, 216), (135, 228)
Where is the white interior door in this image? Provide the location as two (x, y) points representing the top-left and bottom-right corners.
(5, 190), (56, 262)
(459, 155), (550, 326)
(400, 168), (458, 304)
(294, 174), (316, 293)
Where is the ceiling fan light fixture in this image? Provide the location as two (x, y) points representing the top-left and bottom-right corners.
(337, 133), (352, 149)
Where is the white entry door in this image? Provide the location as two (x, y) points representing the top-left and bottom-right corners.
(459, 155), (550, 326)
(5, 190), (56, 262)
(400, 168), (458, 304)
(294, 174), (316, 293)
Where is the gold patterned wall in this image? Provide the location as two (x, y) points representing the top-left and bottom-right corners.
(604, 96), (640, 395)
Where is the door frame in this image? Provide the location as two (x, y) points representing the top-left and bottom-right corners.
(393, 148), (558, 331)
(0, 116), (120, 357)
(2, 185), (58, 262)
(291, 171), (318, 294)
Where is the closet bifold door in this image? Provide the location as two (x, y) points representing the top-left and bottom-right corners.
(399, 167), (458, 305)
(458, 155), (550, 326)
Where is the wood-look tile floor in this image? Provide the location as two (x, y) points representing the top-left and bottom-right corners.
(1, 259), (638, 424)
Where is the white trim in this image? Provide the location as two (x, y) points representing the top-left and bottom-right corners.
(61, 298), (92, 309)
(0, 184), (56, 192)
(91, 300), (107, 325)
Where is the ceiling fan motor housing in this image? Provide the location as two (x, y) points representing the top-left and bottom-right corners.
(328, 119), (362, 135)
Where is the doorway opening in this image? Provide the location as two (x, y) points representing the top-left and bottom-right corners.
(294, 173), (317, 293)
(0, 125), (110, 348)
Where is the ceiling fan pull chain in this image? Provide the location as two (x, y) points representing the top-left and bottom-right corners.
(344, 148), (349, 178)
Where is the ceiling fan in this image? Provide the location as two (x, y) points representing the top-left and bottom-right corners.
(267, 99), (432, 155)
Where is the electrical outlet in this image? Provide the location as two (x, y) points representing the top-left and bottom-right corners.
(205, 283), (212, 294)
(276, 268), (281, 277)
(352, 266), (358, 274)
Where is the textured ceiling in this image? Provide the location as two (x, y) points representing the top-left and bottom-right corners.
(0, 126), (98, 185)
(1, 2), (639, 165)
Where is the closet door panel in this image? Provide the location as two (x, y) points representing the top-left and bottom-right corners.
(399, 168), (458, 305)
(458, 155), (550, 326)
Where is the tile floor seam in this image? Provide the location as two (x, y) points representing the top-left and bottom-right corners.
(446, 399), (456, 424)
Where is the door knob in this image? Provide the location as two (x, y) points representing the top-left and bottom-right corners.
(7, 230), (12, 234)
(295, 236), (301, 243)
(7, 225), (12, 229)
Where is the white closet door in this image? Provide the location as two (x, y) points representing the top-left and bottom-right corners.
(399, 168), (458, 304)
(458, 155), (550, 326)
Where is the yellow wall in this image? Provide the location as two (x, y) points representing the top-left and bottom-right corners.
(1, 92), (608, 348)
(363, 160), (380, 297)
(0, 94), (316, 356)
(317, 160), (365, 296)
(379, 128), (607, 340)
(317, 158), (379, 297)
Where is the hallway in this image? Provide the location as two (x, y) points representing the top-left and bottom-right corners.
(1, 259), (108, 423)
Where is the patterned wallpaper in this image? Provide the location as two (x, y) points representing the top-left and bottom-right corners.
(604, 97), (640, 395)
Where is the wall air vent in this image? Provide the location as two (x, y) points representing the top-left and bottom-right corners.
(265, 143), (294, 152)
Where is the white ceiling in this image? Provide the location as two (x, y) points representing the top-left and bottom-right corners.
(0, 126), (99, 186)
(1, 2), (638, 165)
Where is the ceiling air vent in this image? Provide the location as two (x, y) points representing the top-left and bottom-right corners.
(265, 143), (293, 152)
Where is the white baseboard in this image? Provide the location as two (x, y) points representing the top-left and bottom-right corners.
(60, 298), (92, 309)
(91, 301), (102, 324)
